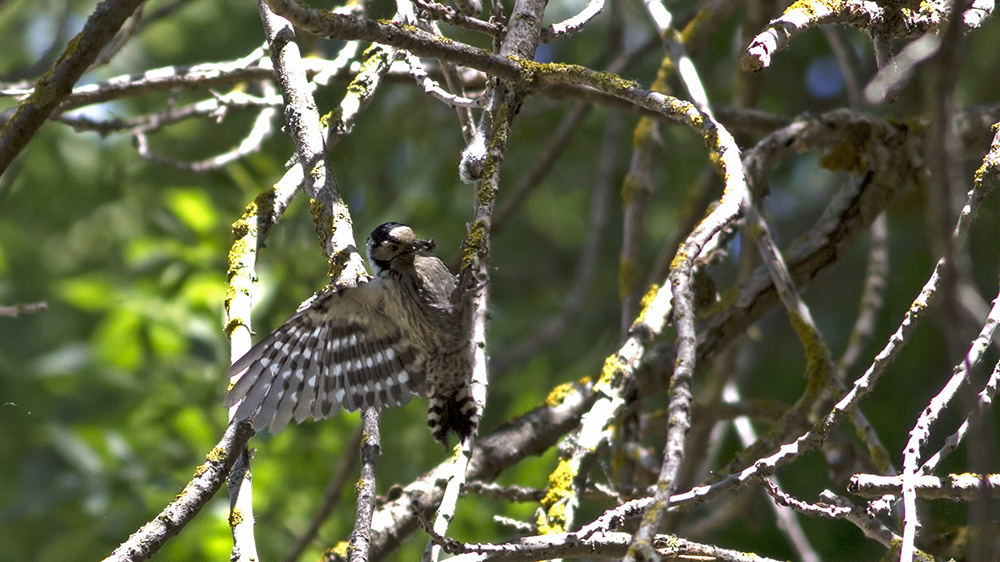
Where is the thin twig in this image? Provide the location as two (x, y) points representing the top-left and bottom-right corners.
(405, 52), (485, 108)
(540, 0), (603, 41)
(0, 301), (47, 317)
(410, 0), (501, 36)
(134, 102), (278, 171)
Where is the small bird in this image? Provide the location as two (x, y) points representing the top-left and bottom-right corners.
(224, 222), (478, 445)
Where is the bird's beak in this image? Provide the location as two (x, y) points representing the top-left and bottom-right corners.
(415, 238), (436, 252)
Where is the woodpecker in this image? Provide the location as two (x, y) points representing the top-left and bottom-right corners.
(224, 222), (478, 445)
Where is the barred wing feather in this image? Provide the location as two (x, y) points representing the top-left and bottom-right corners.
(224, 283), (425, 434)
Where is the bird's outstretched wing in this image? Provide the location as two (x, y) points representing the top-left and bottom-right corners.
(224, 281), (426, 434)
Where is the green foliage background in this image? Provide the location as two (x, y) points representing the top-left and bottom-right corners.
(1, 0), (999, 560)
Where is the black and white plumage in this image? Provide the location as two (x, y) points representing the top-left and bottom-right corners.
(224, 222), (478, 444)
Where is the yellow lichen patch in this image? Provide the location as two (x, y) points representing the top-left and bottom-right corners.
(308, 197), (324, 224)
(637, 488), (667, 527)
(544, 382), (577, 407)
(348, 46), (390, 93)
(536, 503), (566, 536)
(319, 109), (333, 130)
(707, 149), (723, 173)
(228, 214), (258, 274)
(346, 79), (371, 102)
(326, 541), (351, 560)
(228, 507), (244, 528)
(477, 103), (510, 198)
(668, 247), (691, 274)
(785, 0), (843, 19)
(227, 235), (254, 264)
(688, 110), (704, 130)
(701, 124), (720, 152)
(597, 354), (624, 388)
(252, 189), (276, 218)
(511, 58), (639, 94)
(461, 219), (488, 270)
(230, 217), (252, 239)
(477, 176), (498, 207)
(634, 283), (661, 324)
(972, 158), (993, 185)
(223, 318), (245, 338)
(223, 285), (239, 311)
(307, 197), (336, 250)
(537, 459), (576, 535)
(206, 446), (227, 464)
(327, 248), (353, 281)
(307, 164), (325, 184)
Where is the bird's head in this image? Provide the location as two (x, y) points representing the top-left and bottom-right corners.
(366, 222), (435, 274)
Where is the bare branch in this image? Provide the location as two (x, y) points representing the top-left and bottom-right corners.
(0, 0), (146, 176)
(541, 0), (603, 41)
(0, 301), (47, 317)
(103, 420), (255, 562)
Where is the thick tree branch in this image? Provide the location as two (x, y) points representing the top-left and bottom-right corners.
(102, 420), (255, 562)
(0, 0), (146, 176)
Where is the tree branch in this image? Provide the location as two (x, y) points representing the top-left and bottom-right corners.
(0, 0), (146, 176)
(102, 420), (255, 562)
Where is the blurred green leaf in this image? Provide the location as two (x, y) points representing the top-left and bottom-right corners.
(165, 188), (219, 237)
(58, 276), (117, 312)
